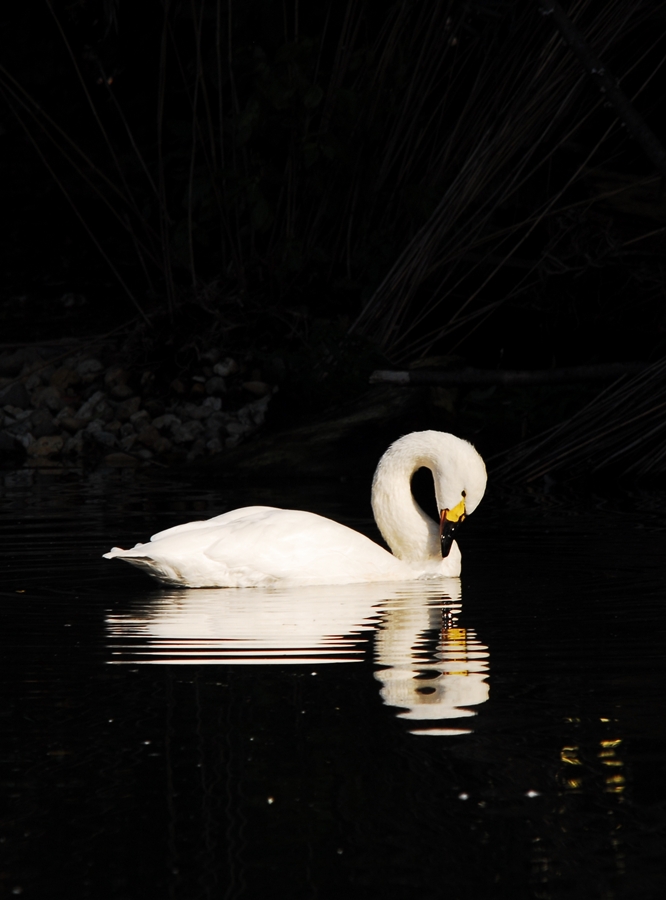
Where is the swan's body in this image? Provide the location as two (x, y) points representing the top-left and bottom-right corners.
(103, 431), (487, 587)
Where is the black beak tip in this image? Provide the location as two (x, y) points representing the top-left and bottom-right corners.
(440, 532), (454, 558)
(440, 519), (459, 559)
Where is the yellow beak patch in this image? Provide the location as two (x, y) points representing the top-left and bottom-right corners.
(442, 498), (466, 523)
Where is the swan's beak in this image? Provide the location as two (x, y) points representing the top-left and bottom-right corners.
(440, 499), (466, 558)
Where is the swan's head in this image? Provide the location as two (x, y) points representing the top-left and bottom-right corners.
(372, 431), (487, 563)
(408, 431), (480, 558)
(419, 432), (486, 557)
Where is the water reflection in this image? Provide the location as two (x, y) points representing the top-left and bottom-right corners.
(373, 585), (490, 736)
(106, 580), (490, 734)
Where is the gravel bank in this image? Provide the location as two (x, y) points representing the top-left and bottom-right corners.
(0, 342), (275, 470)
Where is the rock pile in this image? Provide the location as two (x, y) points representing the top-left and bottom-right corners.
(0, 345), (275, 469)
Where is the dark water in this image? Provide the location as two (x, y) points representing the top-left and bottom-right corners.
(1, 468), (666, 899)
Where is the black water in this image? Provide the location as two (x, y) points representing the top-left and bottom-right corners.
(1, 469), (666, 899)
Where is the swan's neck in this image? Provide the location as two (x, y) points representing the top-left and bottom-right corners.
(371, 446), (440, 563)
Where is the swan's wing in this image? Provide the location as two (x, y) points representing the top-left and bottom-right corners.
(202, 508), (405, 584)
(149, 506), (278, 542)
(106, 508), (407, 586)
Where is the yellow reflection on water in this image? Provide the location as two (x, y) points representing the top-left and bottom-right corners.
(599, 738), (625, 793)
(559, 735), (627, 796)
(560, 746), (582, 765)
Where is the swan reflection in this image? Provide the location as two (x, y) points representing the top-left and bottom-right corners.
(374, 586), (489, 736)
(106, 580), (489, 734)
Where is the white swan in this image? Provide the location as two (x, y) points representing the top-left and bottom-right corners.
(103, 430), (487, 588)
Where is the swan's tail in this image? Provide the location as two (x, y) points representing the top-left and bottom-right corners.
(103, 546), (183, 585)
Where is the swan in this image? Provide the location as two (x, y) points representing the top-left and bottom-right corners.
(103, 430), (487, 587)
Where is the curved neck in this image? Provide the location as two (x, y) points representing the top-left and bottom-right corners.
(371, 447), (440, 563)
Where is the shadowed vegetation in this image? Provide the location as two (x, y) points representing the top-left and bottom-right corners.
(1, 0), (666, 473)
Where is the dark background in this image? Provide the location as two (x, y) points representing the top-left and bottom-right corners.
(2, 11), (666, 895)
(1, 0), (665, 465)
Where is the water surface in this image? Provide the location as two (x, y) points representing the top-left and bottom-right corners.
(1, 468), (665, 899)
